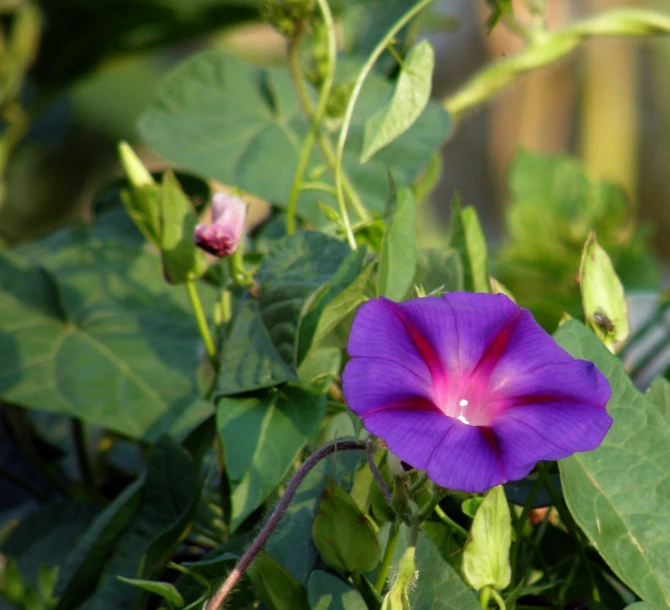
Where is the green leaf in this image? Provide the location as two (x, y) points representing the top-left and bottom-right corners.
(312, 478), (381, 574)
(86, 437), (201, 610)
(461, 497), (483, 519)
(361, 40), (435, 163)
(217, 231), (351, 395)
(308, 571), (367, 610)
(579, 232), (630, 348)
(248, 551), (310, 610)
(377, 187), (418, 301)
(409, 248), (463, 297)
(139, 51), (449, 227)
(297, 247), (367, 364)
(115, 577), (184, 608)
(462, 485), (512, 591)
(448, 196), (490, 293)
(556, 320), (670, 608)
(298, 346), (341, 394)
(159, 170), (207, 283)
(217, 385), (326, 531)
(0, 244), (213, 440)
(646, 376), (670, 422)
(55, 480), (143, 610)
(624, 604), (654, 610)
(311, 262), (375, 348)
(218, 297), (298, 394)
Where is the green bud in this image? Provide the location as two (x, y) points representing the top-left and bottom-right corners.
(380, 545), (417, 610)
(579, 231), (629, 351)
(326, 80), (356, 119)
(118, 142), (208, 283)
(391, 475), (410, 519)
(118, 141), (154, 188)
(263, 0), (316, 37)
(159, 171), (208, 283)
(118, 142), (161, 244)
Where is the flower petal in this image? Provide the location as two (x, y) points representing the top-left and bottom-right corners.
(426, 424), (506, 493)
(342, 358), (437, 418)
(489, 358), (612, 410)
(346, 299), (434, 385)
(362, 408), (505, 493)
(362, 409), (452, 472)
(396, 293), (520, 375)
(493, 401), (614, 481)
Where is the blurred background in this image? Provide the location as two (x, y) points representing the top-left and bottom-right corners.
(1, 0), (669, 260)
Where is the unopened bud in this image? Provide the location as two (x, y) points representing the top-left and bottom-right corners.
(194, 192), (247, 258)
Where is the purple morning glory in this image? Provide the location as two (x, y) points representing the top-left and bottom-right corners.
(342, 293), (612, 493)
(194, 192), (247, 257)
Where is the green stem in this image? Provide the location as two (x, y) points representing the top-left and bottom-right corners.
(488, 587), (506, 610)
(558, 554), (581, 606)
(71, 418), (96, 488)
(479, 586), (491, 609)
(283, 0), (358, 249)
(315, 132), (368, 220)
(334, 0), (435, 245)
(186, 280), (219, 369)
(434, 504), (469, 539)
(228, 245), (254, 287)
(301, 181), (338, 195)
(375, 520), (400, 593)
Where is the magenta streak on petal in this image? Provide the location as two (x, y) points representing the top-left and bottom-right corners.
(488, 392), (606, 412)
(471, 310), (523, 379)
(379, 298), (449, 409)
(479, 426), (506, 482)
(462, 311), (522, 425)
(362, 396), (443, 419)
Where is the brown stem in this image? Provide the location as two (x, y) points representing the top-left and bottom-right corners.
(205, 439), (366, 610)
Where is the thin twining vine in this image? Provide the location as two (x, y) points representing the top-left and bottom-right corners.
(204, 439), (366, 610)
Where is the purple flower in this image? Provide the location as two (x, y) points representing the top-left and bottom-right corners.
(343, 293), (612, 493)
(194, 193), (247, 257)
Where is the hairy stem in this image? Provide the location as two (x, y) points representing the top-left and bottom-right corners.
(367, 439), (392, 503)
(205, 439), (366, 610)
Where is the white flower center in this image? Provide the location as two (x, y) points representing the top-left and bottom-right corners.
(457, 399), (471, 425)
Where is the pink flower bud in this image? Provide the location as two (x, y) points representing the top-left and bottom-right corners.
(194, 193), (247, 258)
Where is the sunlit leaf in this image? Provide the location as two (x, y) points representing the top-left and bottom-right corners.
(557, 321), (670, 607)
(217, 385), (325, 531)
(361, 40), (435, 163)
(377, 187), (417, 300)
